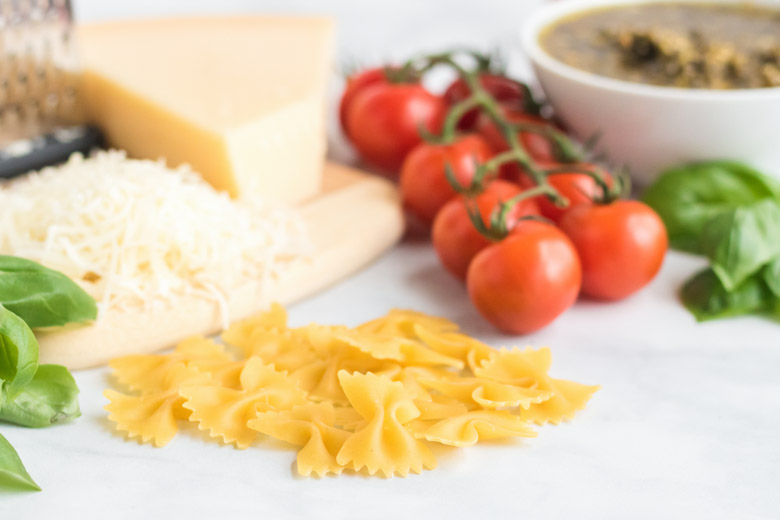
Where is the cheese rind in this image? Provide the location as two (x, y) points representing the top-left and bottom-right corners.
(77, 17), (334, 202)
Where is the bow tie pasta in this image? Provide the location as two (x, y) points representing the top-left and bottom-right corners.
(105, 303), (598, 477)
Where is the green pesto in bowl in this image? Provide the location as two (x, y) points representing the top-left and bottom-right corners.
(540, 2), (780, 90)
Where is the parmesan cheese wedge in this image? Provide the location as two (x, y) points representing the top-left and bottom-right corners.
(77, 17), (334, 203)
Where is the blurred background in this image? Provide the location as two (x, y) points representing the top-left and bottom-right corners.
(73, 0), (546, 75)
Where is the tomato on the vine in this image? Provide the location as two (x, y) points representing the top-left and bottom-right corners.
(510, 162), (612, 224)
(339, 67), (392, 139)
(467, 221), (581, 334)
(432, 180), (540, 281)
(559, 200), (668, 301)
(346, 83), (446, 172)
(400, 134), (493, 228)
(444, 74), (539, 130)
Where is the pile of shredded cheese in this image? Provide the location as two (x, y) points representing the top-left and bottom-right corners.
(0, 150), (310, 322)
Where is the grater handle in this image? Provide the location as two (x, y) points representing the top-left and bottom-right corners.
(0, 125), (102, 179)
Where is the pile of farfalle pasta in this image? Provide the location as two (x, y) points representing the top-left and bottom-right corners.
(105, 304), (599, 478)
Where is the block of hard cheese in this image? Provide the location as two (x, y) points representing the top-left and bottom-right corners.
(77, 17), (334, 203)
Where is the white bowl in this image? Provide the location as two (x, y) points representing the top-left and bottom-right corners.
(522, 0), (780, 185)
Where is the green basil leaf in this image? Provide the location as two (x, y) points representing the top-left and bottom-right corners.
(0, 255), (97, 329)
(0, 365), (80, 428)
(0, 432), (40, 491)
(680, 268), (774, 322)
(699, 199), (780, 291)
(0, 306), (39, 398)
(764, 257), (780, 299)
(643, 161), (780, 253)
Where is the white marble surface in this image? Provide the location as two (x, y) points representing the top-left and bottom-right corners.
(3, 1), (780, 518)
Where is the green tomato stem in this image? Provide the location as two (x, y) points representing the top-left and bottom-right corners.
(439, 96), (482, 144)
(542, 164), (617, 203)
(491, 184), (555, 237)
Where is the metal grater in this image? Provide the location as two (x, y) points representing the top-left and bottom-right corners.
(0, 0), (101, 178)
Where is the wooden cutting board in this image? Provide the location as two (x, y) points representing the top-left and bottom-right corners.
(37, 162), (404, 370)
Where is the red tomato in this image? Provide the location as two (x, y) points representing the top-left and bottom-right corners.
(496, 160), (612, 223)
(400, 134), (493, 228)
(432, 180), (540, 281)
(444, 74), (537, 130)
(339, 67), (391, 139)
(346, 83), (446, 173)
(476, 112), (556, 164)
(559, 200), (668, 301)
(467, 221), (582, 334)
(540, 171), (610, 224)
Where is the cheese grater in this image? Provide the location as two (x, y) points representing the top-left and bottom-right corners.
(0, 0), (101, 178)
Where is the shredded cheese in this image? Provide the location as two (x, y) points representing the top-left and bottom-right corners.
(0, 150), (310, 324)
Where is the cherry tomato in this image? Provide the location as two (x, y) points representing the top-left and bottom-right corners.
(339, 67), (391, 139)
(497, 160), (612, 223)
(559, 200), (668, 301)
(400, 134), (493, 228)
(476, 112), (556, 164)
(539, 170), (612, 224)
(444, 74), (537, 130)
(432, 180), (540, 281)
(467, 221), (582, 334)
(346, 83), (446, 173)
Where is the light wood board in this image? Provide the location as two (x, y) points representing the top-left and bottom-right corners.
(37, 162), (404, 370)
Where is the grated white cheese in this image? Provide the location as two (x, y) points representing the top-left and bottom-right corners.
(0, 150), (311, 326)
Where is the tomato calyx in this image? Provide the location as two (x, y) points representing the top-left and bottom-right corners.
(465, 184), (555, 242)
(541, 163), (626, 205)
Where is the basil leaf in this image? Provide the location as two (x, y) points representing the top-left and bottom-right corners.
(0, 255), (97, 329)
(0, 306), (39, 398)
(699, 200), (780, 291)
(764, 257), (780, 299)
(680, 268), (774, 322)
(0, 432), (40, 491)
(643, 161), (780, 253)
(0, 365), (80, 428)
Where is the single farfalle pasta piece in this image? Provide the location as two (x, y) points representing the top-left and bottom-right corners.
(104, 363), (210, 447)
(248, 402), (351, 477)
(413, 396), (470, 421)
(336, 330), (464, 369)
(221, 302), (288, 355)
(336, 371), (437, 478)
(356, 309), (459, 338)
(181, 357), (307, 448)
(109, 336), (231, 393)
(475, 348), (600, 425)
(412, 410), (537, 447)
(412, 324), (496, 372)
(229, 327), (318, 374)
(418, 376), (552, 410)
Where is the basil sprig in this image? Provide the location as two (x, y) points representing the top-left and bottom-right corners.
(0, 255), (97, 328)
(644, 161), (780, 322)
(0, 257), (95, 491)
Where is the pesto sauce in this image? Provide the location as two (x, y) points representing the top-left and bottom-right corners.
(540, 3), (780, 89)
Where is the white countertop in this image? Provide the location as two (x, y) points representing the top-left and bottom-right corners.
(4, 1), (780, 518)
(4, 248), (779, 519)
